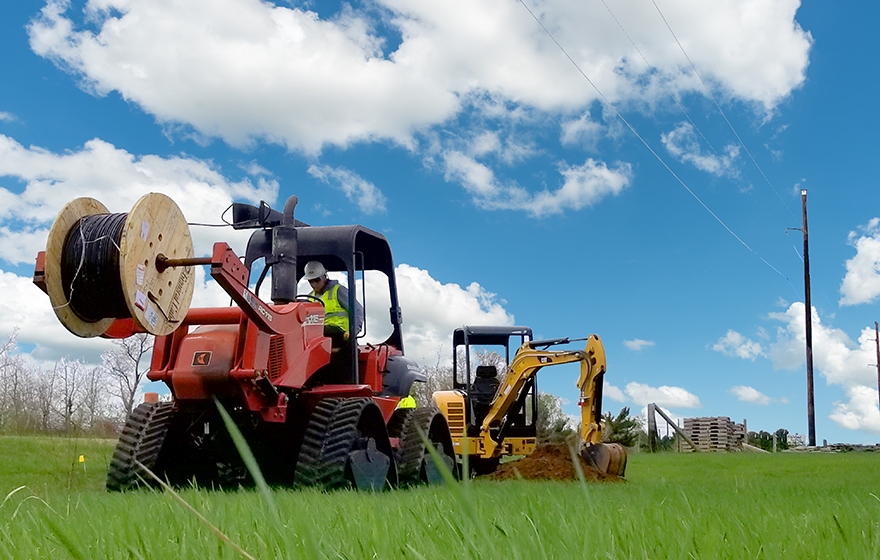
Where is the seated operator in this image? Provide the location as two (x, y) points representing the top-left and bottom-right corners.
(303, 261), (364, 382)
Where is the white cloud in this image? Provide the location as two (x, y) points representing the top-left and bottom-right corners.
(623, 339), (655, 351)
(604, 384), (627, 403)
(767, 302), (880, 433)
(386, 264), (514, 365)
(712, 329), (766, 360)
(0, 269), (114, 364)
(307, 164), (387, 215)
(840, 218), (880, 306)
(29, 0), (811, 152)
(829, 386), (880, 433)
(442, 153), (632, 217)
(0, 112), (16, 122)
(729, 385), (772, 405)
(0, 134), (275, 265)
(560, 112), (603, 148)
(624, 381), (701, 409)
(661, 122), (741, 177)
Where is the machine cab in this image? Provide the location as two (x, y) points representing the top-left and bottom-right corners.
(452, 326), (537, 436)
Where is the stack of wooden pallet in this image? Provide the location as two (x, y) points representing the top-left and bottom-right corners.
(682, 417), (745, 452)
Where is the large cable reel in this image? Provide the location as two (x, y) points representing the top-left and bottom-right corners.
(43, 193), (196, 337)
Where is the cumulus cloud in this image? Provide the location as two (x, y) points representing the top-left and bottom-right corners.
(729, 385), (771, 405)
(624, 381), (701, 408)
(768, 302), (880, 432)
(386, 264), (514, 365)
(661, 122), (741, 177)
(712, 329), (766, 360)
(605, 384), (627, 403)
(307, 164), (387, 215)
(623, 338), (655, 351)
(27, 0), (812, 212)
(840, 218), (880, 306)
(29, 0), (811, 150)
(0, 269), (115, 364)
(829, 386), (880, 433)
(442, 153), (633, 217)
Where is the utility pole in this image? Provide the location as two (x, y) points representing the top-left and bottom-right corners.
(875, 321), (880, 414)
(802, 190), (816, 447)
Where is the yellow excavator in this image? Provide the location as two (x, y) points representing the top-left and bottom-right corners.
(432, 326), (627, 477)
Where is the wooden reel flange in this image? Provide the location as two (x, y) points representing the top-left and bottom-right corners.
(44, 193), (196, 338)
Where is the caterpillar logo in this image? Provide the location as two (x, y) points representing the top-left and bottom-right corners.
(192, 351), (212, 366)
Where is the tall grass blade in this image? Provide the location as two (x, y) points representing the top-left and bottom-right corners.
(213, 396), (280, 526)
(213, 397), (322, 559)
(133, 459), (258, 560)
(42, 515), (88, 560)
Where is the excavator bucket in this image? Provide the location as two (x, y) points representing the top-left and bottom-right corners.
(581, 443), (627, 478)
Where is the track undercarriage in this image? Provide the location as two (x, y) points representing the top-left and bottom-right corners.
(107, 397), (458, 491)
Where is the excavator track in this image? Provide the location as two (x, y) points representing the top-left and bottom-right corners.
(295, 398), (396, 490)
(395, 406), (457, 485)
(106, 402), (174, 491)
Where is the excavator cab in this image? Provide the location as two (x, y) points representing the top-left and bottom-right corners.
(452, 326), (536, 436)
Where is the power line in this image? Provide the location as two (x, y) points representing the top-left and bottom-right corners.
(596, 0), (723, 162)
(649, 0), (797, 221)
(516, 0), (798, 295)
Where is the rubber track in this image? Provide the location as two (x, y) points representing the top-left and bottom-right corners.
(294, 398), (372, 489)
(396, 406), (451, 486)
(106, 402), (174, 491)
(386, 408), (412, 440)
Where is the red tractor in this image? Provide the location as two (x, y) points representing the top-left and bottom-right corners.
(34, 194), (457, 490)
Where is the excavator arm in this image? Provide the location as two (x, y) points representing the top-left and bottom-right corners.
(479, 341), (591, 455)
(575, 335), (627, 477)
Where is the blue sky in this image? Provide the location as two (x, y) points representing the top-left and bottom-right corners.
(1, 0), (879, 444)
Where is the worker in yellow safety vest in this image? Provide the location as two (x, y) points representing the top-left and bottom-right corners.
(304, 261), (364, 382)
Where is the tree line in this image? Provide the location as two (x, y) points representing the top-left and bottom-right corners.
(0, 329), (151, 436)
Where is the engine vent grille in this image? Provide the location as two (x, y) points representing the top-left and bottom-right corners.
(268, 335), (284, 379)
(446, 401), (465, 439)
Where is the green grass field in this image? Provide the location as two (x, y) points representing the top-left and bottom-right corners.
(1, 437), (878, 559)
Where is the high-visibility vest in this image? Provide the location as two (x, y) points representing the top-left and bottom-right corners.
(397, 396), (417, 409)
(313, 283), (349, 333)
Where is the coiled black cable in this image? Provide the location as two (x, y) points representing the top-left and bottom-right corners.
(61, 213), (130, 322)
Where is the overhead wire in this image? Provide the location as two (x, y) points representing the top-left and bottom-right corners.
(648, 0), (797, 221)
(596, 0), (723, 162)
(516, 0), (802, 300)
(648, 0), (846, 312)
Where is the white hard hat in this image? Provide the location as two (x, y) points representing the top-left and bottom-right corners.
(303, 261), (327, 280)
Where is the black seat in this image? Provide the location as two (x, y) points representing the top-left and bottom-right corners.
(470, 365), (500, 425)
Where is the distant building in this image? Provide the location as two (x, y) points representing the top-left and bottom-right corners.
(788, 433), (807, 447)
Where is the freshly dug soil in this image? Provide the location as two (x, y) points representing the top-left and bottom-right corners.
(485, 444), (624, 482)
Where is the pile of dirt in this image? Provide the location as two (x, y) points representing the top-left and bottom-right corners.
(485, 444), (624, 482)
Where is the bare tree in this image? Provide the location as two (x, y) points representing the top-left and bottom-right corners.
(412, 348), (508, 406)
(78, 365), (112, 433)
(55, 357), (86, 432)
(33, 366), (58, 432)
(0, 330), (26, 431)
(102, 333), (153, 419)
